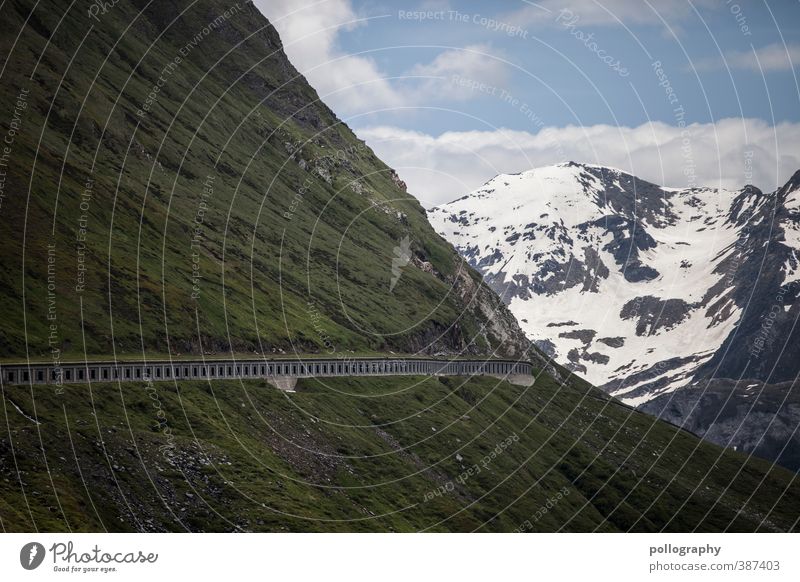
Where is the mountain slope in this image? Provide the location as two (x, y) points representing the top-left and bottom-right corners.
(1, 0), (799, 533)
(0, 0), (530, 363)
(641, 378), (800, 472)
(429, 162), (800, 403)
(3, 373), (799, 532)
(429, 162), (800, 469)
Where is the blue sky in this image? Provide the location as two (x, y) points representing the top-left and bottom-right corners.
(255, 0), (800, 205)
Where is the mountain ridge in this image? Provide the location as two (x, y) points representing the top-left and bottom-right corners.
(0, 0), (542, 368)
(430, 160), (800, 396)
(429, 161), (800, 467)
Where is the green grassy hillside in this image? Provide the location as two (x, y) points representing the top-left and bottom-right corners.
(2, 372), (797, 532)
(0, 0), (527, 360)
(1, 0), (799, 534)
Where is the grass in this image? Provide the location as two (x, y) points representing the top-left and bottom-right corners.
(0, 0), (518, 361)
(1, 373), (797, 532)
(1, 0), (798, 534)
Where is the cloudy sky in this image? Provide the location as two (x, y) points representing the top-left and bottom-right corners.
(254, 0), (800, 206)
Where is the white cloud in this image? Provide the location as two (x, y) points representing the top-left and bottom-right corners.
(358, 119), (800, 206)
(253, 0), (403, 113)
(407, 44), (510, 101)
(693, 43), (800, 72)
(253, 1), (507, 114)
(251, 1), (799, 207)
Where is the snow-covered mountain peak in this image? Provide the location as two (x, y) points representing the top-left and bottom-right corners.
(429, 165), (800, 407)
(781, 169), (800, 210)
